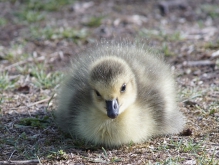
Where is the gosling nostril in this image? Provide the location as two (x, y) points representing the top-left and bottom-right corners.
(113, 99), (118, 110)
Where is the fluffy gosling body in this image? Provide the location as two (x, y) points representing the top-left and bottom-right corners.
(56, 41), (185, 147)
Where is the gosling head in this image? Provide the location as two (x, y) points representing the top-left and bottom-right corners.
(89, 57), (137, 119)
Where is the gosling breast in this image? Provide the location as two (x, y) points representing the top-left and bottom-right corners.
(55, 41), (185, 147)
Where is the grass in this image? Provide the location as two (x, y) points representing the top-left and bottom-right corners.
(160, 157), (183, 165)
(18, 116), (51, 129)
(29, 26), (88, 42)
(200, 4), (219, 19)
(155, 138), (219, 164)
(2, 44), (26, 62)
(157, 138), (202, 153)
(0, 17), (7, 26)
(0, 72), (17, 90)
(139, 29), (183, 42)
(1, 47), (63, 90)
(11, 0), (75, 24)
(30, 64), (63, 89)
(47, 150), (68, 160)
(204, 40), (219, 49)
(15, 10), (45, 23)
(84, 16), (103, 27)
(23, 0), (74, 12)
(161, 43), (175, 56)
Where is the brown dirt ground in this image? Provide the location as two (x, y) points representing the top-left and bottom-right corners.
(0, 0), (219, 164)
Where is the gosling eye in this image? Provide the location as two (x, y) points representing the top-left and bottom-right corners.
(95, 90), (101, 97)
(120, 83), (126, 93)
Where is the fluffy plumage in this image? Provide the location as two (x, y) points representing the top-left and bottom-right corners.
(55, 41), (185, 147)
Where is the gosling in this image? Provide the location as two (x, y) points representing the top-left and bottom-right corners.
(55, 41), (185, 147)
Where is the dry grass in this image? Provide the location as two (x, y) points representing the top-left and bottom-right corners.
(0, 0), (219, 164)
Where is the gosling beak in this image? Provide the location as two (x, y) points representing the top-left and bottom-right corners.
(106, 99), (119, 119)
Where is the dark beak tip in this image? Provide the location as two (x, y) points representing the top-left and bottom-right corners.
(107, 113), (118, 119)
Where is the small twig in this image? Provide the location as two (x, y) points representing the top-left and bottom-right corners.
(36, 156), (42, 165)
(211, 50), (219, 59)
(181, 94), (202, 103)
(201, 72), (219, 81)
(8, 150), (16, 161)
(0, 160), (39, 165)
(158, 0), (188, 15)
(28, 98), (51, 107)
(2, 59), (33, 71)
(2, 98), (51, 112)
(209, 142), (219, 146)
(1, 56), (45, 72)
(183, 60), (215, 67)
(45, 93), (55, 111)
